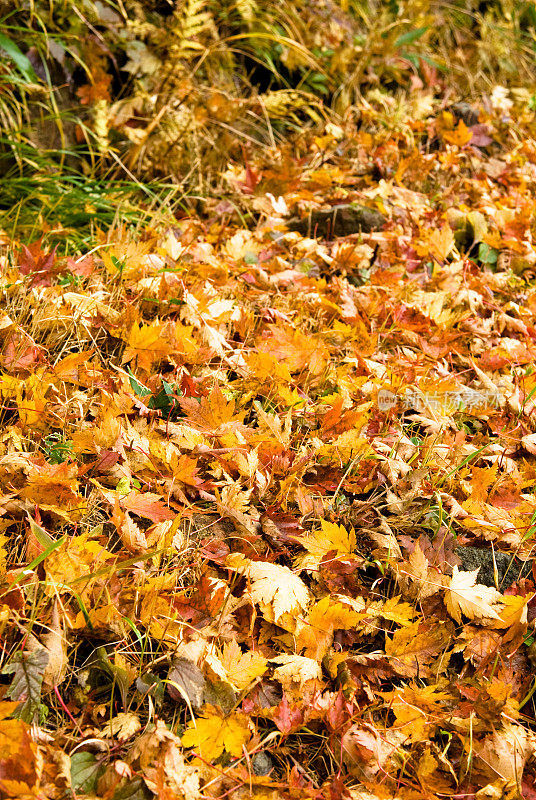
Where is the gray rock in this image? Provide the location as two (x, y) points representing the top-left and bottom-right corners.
(456, 545), (532, 589)
(451, 102), (480, 127)
(252, 751), (274, 776)
(286, 204), (386, 239)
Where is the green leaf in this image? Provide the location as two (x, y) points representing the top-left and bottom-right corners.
(395, 26), (428, 47)
(111, 255), (126, 273)
(126, 366), (152, 398)
(112, 777), (153, 800)
(70, 752), (102, 793)
(0, 33), (38, 82)
(148, 379), (181, 416)
(402, 51), (420, 68)
(419, 53), (448, 72)
(3, 648), (49, 722)
(116, 477), (131, 495)
(478, 242), (498, 265)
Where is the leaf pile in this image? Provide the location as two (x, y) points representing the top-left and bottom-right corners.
(2, 89), (536, 798)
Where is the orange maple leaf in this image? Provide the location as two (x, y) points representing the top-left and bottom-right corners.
(0, 703), (39, 797)
(121, 491), (176, 522)
(122, 321), (174, 373)
(179, 385), (246, 434)
(443, 119), (473, 146)
(257, 326), (329, 378)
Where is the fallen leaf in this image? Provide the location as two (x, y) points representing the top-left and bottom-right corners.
(181, 705), (252, 759)
(228, 556), (310, 631)
(100, 712), (141, 741)
(445, 566), (503, 623)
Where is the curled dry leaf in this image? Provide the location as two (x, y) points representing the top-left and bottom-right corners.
(270, 654), (322, 690)
(341, 723), (408, 781)
(167, 658), (206, 709)
(396, 541), (446, 601)
(474, 722), (535, 783)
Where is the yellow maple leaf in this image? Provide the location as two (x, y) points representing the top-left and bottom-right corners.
(0, 373), (20, 400)
(0, 533), (7, 575)
(490, 592), (529, 633)
(296, 595), (367, 659)
(52, 349), (96, 383)
(173, 321), (198, 359)
(122, 321), (173, 373)
(298, 520), (356, 560)
(378, 595), (417, 626)
(385, 619), (453, 677)
(17, 372), (50, 431)
(181, 705), (251, 759)
(467, 464), (499, 503)
(244, 351), (293, 389)
(149, 438), (204, 474)
(443, 119), (473, 147)
(23, 460), (81, 511)
(101, 235), (156, 280)
(179, 385), (245, 433)
(45, 530), (115, 596)
(0, 709), (38, 795)
(428, 225), (455, 262)
(173, 454), (203, 487)
(218, 641), (267, 692)
(379, 683), (450, 742)
(414, 224), (455, 264)
(317, 430), (373, 464)
(257, 326), (329, 378)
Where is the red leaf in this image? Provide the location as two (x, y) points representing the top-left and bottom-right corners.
(122, 491), (176, 522)
(18, 242), (58, 287)
(272, 695), (303, 735)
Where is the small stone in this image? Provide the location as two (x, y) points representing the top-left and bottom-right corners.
(286, 204), (386, 239)
(450, 102), (480, 127)
(252, 751), (273, 776)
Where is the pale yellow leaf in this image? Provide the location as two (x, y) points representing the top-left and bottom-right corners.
(101, 712), (141, 741)
(270, 655), (322, 690)
(240, 560), (311, 629)
(445, 566), (503, 623)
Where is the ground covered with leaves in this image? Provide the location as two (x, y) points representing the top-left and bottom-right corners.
(3, 88), (536, 799)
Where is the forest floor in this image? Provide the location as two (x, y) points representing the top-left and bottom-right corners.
(3, 89), (536, 800)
